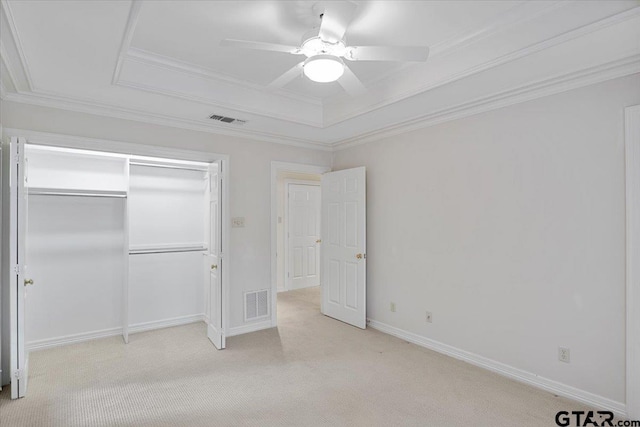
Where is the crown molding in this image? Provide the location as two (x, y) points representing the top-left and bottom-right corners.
(0, 2), (32, 92)
(2, 128), (234, 163)
(1, 89), (332, 151)
(0, 41), (18, 91)
(125, 47), (322, 107)
(3, 56), (638, 155)
(1, 1), (638, 154)
(118, 54), (324, 128)
(117, 0), (566, 128)
(324, 5), (640, 128)
(0, 0), (34, 91)
(426, 0), (567, 58)
(352, 0), (563, 95)
(0, 76), (6, 99)
(111, 0), (143, 85)
(332, 56), (640, 151)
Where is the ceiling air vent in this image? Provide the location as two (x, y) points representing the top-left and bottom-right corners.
(209, 114), (247, 125)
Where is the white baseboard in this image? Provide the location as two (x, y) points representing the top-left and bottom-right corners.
(28, 314), (206, 351)
(285, 283), (320, 292)
(128, 314), (205, 334)
(227, 320), (273, 337)
(27, 327), (123, 351)
(367, 319), (627, 417)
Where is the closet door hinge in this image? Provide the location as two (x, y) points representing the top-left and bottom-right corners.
(14, 264), (21, 275)
(13, 369), (23, 381)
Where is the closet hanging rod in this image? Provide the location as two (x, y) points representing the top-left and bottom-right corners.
(129, 161), (208, 173)
(129, 247), (207, 255)
(28, 190), (127, 198)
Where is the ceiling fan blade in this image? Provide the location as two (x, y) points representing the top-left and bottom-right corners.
(346, 46), (430, 62)
(268, 62), (304, 89)
(220, 39), (301, 55)
(338, 65), (366, 97)
(318, 1), (357, 43)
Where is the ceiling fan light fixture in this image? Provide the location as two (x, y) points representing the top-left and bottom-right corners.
(303, 54), (344, 83)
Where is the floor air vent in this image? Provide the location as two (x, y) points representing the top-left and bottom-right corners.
(209, 114), (247, 125)
(245, 289), (269, 321)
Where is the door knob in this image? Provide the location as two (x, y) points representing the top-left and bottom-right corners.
(211, 264), (218, 270)
(355, 253), (364, 259)
(24, 279), (34, 286)
(316, 239), (322, 243)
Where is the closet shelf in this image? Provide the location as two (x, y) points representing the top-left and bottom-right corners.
(129, 244), (208, 255)
(28, 187), (127, 198)
(130, 161), (208, 173)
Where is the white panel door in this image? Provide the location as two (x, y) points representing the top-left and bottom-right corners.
(9, 137), (30, 398)
(206, 162), (225, 349)
(287, 184), (321, 290)
(321, 167), (366, 329)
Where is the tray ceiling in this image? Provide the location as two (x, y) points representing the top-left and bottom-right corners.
(1, 0), (639, 150)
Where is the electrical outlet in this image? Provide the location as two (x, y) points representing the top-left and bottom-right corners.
(558, 347), (570, 363)
(426, 311), (433, 323)
(390, 302), (396, 312)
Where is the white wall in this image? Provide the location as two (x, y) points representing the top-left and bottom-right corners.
(26, 196), (126, 344)
(0, 100), (332, 333)
(128, 164), (209, 328)
(332, 74), (640, 405)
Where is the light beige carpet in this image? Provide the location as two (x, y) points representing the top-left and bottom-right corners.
(1, 286), (594, 426)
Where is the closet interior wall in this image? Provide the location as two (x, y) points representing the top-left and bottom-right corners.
(128, 163), (209, 330)
(23, 144), (213, 349)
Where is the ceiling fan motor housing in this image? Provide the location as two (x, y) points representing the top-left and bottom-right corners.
(300, 30), (348, 58)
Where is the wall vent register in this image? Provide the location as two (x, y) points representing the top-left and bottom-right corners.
(245, 290), (269, 321)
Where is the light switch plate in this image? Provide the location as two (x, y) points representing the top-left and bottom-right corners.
(232, 217), (245, 228)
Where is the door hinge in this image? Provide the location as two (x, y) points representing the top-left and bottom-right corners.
(13, 369), (23, 381)
(14, 264), (21, 275)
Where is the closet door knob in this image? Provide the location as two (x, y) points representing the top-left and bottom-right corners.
(24, 279), (34, 286)
(211, 264), (218, 270)
(355, 253), (364, 259)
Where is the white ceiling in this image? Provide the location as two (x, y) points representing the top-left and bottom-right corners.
(1, 0), (639, 150)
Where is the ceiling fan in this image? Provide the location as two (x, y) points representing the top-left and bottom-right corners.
(220, 2), (430, 96)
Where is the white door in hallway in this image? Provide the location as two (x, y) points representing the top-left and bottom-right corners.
(321, 167), (366, 329)
(287, 183), (321, 290)
(205, 161), (225, 349)
(9, 137), (30, 398)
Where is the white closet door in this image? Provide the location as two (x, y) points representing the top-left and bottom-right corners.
(9, 137), (30, 398)
(206, 162), (225, 349)
(321, 167), (367, 329)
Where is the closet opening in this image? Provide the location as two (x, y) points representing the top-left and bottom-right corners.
(3, 138), (228, 399)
